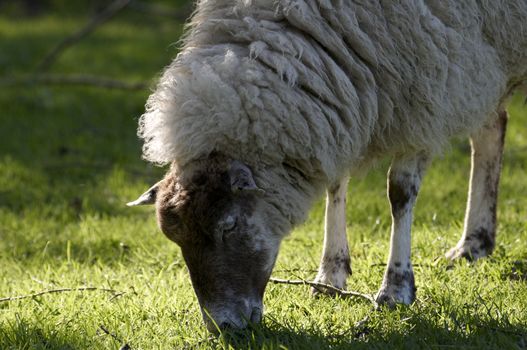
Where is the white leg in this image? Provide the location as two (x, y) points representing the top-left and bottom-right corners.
(312, 176), (351, 295)
(376, 154), (429, 306)
(446, 111), (508, 261)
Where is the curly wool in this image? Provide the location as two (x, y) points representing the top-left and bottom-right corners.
(139, 0), (526, 208)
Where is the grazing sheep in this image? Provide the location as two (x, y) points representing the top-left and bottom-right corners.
(129, 0), (527, 331)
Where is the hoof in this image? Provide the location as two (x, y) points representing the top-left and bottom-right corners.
(445, 243), (490, 262)
(311, 262), (351, 297)
(375, 287), (414, 308)
(447, 229), (495, 262)
(375, 268), (416, 307)
(310, 276), (347, 297)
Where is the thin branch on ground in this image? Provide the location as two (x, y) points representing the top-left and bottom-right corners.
(269, 277), (378, 307)
(370, 262), (428, 268)
(273, 268), (318, 274)
(1, 74), (148, 90)
(0, 287), (124, 303)
(36, 0), (132, 72)
(99, 325), (131, 350)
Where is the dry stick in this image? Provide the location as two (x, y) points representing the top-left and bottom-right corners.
(99, 325), (131, 350)
(0, 287), (123, 302)
(273, 269), (318, 275)
(1, 74), (147, 90)
(99, 325), (123, 343)
(269, 277), (378, 307)
(36, 0), (132, 72)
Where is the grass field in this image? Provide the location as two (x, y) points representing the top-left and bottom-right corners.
(1, 3), (526, 349)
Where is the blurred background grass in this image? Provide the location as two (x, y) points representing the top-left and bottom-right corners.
(0, 1), (526, 349)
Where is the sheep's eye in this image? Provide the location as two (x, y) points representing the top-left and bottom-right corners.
(219, 215), (236, 232)
(215, 215), (237, 242)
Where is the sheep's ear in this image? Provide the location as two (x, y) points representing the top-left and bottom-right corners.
(229, 161), (265, 194)
(127, 182), (161, 206)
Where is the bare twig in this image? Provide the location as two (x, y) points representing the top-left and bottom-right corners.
(0, 287), (124, 303)
(99, 325), (131, 350)
(108, 292), (128, 301)
(273, 268), (318, 274)
(370, 262), (428, 268)
(0, 74), (148, 90)
(36, 0), (132, 72)
(99, 325), (123, 343)
(269, 277), (378, 307)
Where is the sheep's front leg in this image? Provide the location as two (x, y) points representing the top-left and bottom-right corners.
(376, 154), (429, 306)
(446, 111), (508, 261)
(312, 176), (351, 295)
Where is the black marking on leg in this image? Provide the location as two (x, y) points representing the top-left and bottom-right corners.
(385, 268), (416, 301)
(474, 227), (495, 253)
(462, 227), (496, 261)
(313, 249), (351, 296)
(388, 180), (416, 215)
(484, 168), (499, 225)
(394, 262), (401, 268)
(324, 252), (352, 276)
(386, 268), (414, 287)
(328, 182), (346, 206)
(335, 256), (352, 275)
(328, 183), (341, 197)
(461, 250), (478, 261)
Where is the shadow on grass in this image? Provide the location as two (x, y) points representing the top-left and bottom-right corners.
(0, 86), (164, 217)
(209, 309), (527, 350)
(0, 319), (134, 349)
(1, 306), (525, 349)
(0, 319), (81, 350)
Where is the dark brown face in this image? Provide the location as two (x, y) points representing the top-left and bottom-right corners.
(143, 158), (280, 332)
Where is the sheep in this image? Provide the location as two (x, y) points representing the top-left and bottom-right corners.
(129, 0), (527, 331)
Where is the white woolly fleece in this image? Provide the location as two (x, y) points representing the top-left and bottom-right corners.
(139, 0), (527, 224)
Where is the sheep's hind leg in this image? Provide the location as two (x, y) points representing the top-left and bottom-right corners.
(446, 110), (508, 261)
(376, 154), (429, 306)
(312, 176), (351, 296)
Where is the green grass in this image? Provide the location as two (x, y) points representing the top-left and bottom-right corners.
(1, 5), (526, 349)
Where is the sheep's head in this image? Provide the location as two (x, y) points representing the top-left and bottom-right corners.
(128, 155), (281, 332)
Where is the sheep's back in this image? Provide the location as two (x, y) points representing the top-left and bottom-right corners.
(139, 0), (526, 181)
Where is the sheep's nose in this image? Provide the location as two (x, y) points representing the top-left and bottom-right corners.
(202, 301), (263, 333)
(204, 316), (246, 333)
(217, 309), (261, 331)
(205, 319), (245, 334)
